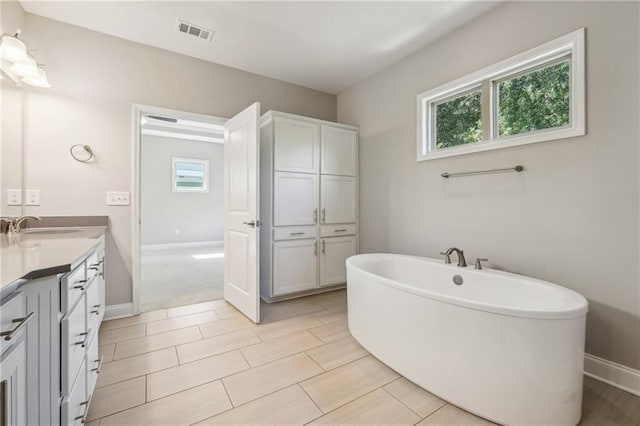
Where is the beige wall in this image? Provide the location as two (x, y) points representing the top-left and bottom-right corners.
(1, 0), (25, 217)
(141, 135), (224, 245)
(20, 14), (336, 306)
(338, 1), (640, 370)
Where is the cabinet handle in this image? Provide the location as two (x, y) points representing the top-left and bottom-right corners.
(322, 240), (326, 254)
(74, 279), (88, 290)
(334, 229), (348, 232)
(75, 391), (94, 423)
(1, 312), (34, 341)
(75, 329), (91, 347)
(313, 209), (318, 223)
(313, 241), (317, 256)
(289, 232), (305, 236)
(92, 355), (104, 374)
(321, 208), (326, 223)
(91, 304), (101, 315)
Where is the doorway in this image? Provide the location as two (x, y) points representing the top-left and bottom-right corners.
(133, 106), (227, 312)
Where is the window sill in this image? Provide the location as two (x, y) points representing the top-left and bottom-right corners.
(417, 125), (585, 162)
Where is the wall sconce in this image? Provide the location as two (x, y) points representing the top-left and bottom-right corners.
(0, 29), (50, 88)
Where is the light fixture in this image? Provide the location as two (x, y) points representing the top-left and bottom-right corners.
(0, 32), (30, 64)
(0, 29), (50, 88)
(22, 66), (50, 88)
(9, 56), (39, 79)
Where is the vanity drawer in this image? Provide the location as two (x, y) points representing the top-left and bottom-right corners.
(320, 224), (357, 237)
(62, 264), (87, 314)
(0, 292), (29, 356)
(86, 333), (101, 396)
(273, 226), (317, 241)
(62, 294), (87, 396)
(86, 252), (100, 283)
(61, 358), (88, 426)
(86, 279), (101, 339)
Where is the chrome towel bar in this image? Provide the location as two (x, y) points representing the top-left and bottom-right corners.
(441, 165), (524, 178)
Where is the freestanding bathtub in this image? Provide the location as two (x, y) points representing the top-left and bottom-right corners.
(347, 253), (588, 426)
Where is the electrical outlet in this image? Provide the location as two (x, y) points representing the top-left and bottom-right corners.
(107, 191), (130, 206)
(26, 189), (40, 206)
(7, 189), (21, 206)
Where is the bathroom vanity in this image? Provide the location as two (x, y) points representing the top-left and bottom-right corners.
(0, 226), (107, 425)
(259, 111), (358, 302)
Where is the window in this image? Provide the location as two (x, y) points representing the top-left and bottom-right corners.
(172, 157), (209, 192)
(417, 28), (584, 161)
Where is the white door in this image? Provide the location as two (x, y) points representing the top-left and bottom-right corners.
(319, 236), (357, 287)
(321, 125), (357, 176)
(273, 172), (318, 226)
(321, 175), (357, 224)
(1, 340), (27, 426)
(224, 102), (261, 323)
(274, 117), (319, 174)
(273, 239), (318, 296)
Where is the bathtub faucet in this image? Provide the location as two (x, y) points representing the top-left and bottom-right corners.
(440, 247), (468, 267)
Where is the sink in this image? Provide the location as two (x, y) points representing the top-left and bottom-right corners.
(22, 229), (83, 235)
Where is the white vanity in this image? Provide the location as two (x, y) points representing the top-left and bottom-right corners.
(259, 111), (358, 301)
(0, 226), (106, 425)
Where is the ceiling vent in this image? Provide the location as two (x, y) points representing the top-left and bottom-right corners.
(177, 20), (214, 42)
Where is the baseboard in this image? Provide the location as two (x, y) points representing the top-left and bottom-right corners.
(584, 353), (640, 396)
(104, 303), (134, 320)
(141, 240), (223, 250)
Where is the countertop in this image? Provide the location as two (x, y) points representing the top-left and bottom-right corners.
(1, 226), (107, 296)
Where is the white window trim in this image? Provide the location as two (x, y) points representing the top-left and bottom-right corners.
(417, 28), (585, 162)
(172, 157), (210, 193)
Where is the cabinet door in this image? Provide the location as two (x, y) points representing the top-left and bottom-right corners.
(274, 117), (319, 173)
(321, 175), (357, 224)
(272, 240), (318, 296)
(273, 172), (318, 226)
(0, 339), (27, 426)
(319, 237), (357, 287)
(321, 125), (357, 176)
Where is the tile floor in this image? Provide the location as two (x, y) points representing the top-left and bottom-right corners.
(90, 290), (640, 425)
(140, 243), (224, 311)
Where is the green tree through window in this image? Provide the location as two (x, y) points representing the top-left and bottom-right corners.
(498, 60), (570, 137)
(435, 90), (482, 149)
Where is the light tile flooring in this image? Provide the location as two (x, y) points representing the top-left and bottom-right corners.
(91, 290), (640, 425)
(140, 243), (224, 311)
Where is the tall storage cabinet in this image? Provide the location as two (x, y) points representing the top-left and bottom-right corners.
(260, 111), (358, 302)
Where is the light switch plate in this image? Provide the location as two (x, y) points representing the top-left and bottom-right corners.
(107, 191), (130, 206)
(26, 189), (40, 206)
(7, 189), (21, 205)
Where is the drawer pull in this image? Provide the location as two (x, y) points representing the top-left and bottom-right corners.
(334, 229), (348, 232)
(92, 356), (104, 374)
(322, 240), (326, 254)
(75, 329), (91, 347)
(89, 266), (99, 271)
(91, 305), (101, 315)
(313, 241), (317, 256)
(1, 312), (34, 341)
(322, 208), (326, 223)
(313, 208), (318, 223)
(289, 232), (305, 236)
(75, 391), (94, 423)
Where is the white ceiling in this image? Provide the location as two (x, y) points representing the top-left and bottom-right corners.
(20, 1), (500, 94)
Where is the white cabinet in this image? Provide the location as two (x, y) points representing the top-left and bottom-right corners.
(272, 240), (318, 296)
(321, 175), (357, 224)
(274, 117), (319, 174)
(273, 172), (318, 226)
(321, 125), (357, 176)
(261, 111), (358, 302)
(0, 337), (27, 426)
(320, 236), (357, 287)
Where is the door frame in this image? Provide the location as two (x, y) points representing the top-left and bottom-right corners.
(131, 104), (227, 314)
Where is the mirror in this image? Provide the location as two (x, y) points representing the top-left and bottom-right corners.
(1, 76), (24, 217)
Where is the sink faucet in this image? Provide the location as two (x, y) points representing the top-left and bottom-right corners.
(440, 247), (468, 267)
(1, 216), (41, 234)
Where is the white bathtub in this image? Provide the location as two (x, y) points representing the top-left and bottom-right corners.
(347, 253), (588, 426)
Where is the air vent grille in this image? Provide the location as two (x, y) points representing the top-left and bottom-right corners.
(177, 20), (214, 42)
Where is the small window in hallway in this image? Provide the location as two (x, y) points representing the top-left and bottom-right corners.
(172, 157), (209, 192)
